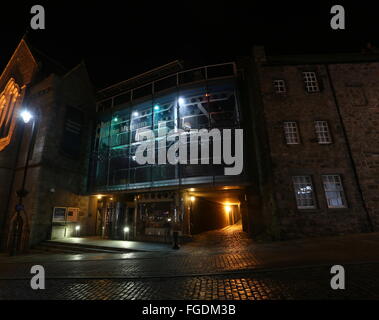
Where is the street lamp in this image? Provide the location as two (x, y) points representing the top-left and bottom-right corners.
(123, 226), (130, 240)
(75, 225), (81, 237)
(21, 110), (33, 124)
(10, 108), (37, 256)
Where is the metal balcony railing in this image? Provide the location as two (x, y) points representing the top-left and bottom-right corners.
(96, 62), (237, 112)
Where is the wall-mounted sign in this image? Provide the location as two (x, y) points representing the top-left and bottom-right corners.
(67, 207), (80, 222)
(52, 207), (67, 222)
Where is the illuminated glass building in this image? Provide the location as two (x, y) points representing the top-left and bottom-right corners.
(89, 61), (251, 242)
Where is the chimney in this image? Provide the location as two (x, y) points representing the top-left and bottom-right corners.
(253, 46), (266, 63)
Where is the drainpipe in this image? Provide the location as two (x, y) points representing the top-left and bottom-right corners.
(325, 64), (374, 232)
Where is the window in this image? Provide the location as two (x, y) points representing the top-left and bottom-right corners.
(315, 121), (332, 144)
(292, 176), (317, 209)
(303, 72), (319, 93)
(273, 79), (286, 93)
(322, 175), (347, 208)
(283, 122), (300, 144)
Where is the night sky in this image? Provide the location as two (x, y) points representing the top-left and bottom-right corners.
(1, 1), (378, 89)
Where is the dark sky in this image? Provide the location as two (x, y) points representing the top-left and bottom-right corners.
(1, 1), (378, 89)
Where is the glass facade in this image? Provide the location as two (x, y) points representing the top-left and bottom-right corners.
(90, 63), (244, 193)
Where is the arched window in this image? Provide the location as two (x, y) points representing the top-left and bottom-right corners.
(0, 78), (21, 151)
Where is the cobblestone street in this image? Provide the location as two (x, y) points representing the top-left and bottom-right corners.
(1, 264), (379, 300)
(1, 224), (379, 300)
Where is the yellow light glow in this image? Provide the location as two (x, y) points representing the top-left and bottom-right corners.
(190, 196), (196, 202)
(224, 205), (232, 214)
(97, 195), (103, 200)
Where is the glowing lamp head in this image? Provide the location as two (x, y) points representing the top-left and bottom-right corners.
(190, 196), (195, 202)
(178, 97), (185, 107)
(133, 111), (139, 117)
(154, 105), (160, 111)
(75, 225), (81, 231)
(20, 110), (33, 124)
(224, 205), (232, 214)
(124, 226), (130, 233)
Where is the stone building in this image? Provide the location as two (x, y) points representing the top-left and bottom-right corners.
(0, 38), (95, 251)
(242, 46), (379, 239)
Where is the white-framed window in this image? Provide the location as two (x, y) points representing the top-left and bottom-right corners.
(292, 176), (317, 209)
(283, 122), (300, 144)
(303, 72), (319, 93)
(273, 79), (286, 93)
(315, 121), (332, 144)
(322, 175), (347, 208)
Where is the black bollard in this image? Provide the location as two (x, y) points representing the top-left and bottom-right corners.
(172, 231), (180, 249)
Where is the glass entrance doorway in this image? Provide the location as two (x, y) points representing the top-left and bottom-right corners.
(137, 201), (174, 242)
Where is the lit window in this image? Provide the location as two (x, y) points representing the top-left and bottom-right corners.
(315, 121), (332, 144)
(283, 122), (300, 144)
(292, 176), (316, 209)
(303, 72), (319, 93)
(273, 79), (286, 93)
(322, 175), (347, 208)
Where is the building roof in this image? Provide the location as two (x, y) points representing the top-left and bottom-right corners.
(23, 35), (69, 78)
(255, 45), (379, 66)
(97, 60), (184, 100)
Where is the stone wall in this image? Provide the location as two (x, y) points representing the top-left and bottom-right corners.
(253, 51), (370, 239)
(329, 63), (379, 230)
(26, 64), (96, 246)
(1, 60), (96, 250)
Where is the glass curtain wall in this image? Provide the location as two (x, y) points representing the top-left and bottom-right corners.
(92, 78), (240, 192)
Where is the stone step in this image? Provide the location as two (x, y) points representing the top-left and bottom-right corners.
(33, 241), (133, 254)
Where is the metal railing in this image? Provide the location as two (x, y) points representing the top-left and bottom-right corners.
(96, 62), (237, 112)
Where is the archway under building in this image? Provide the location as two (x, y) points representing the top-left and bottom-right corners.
(186, 186), (245, 235)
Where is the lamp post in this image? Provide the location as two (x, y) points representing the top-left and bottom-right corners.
(75, 225), (81, 237)
(10, 109), (36, 256)
(123, 226), (130, 240)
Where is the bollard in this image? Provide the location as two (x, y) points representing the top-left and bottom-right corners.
(172, 231), (180, 250)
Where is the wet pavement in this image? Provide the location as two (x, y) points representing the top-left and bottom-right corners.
(0, 223), (379, 299)
(1, 263), (379, 300)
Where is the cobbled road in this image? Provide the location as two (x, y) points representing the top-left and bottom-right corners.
(0, 224), (378, 300)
